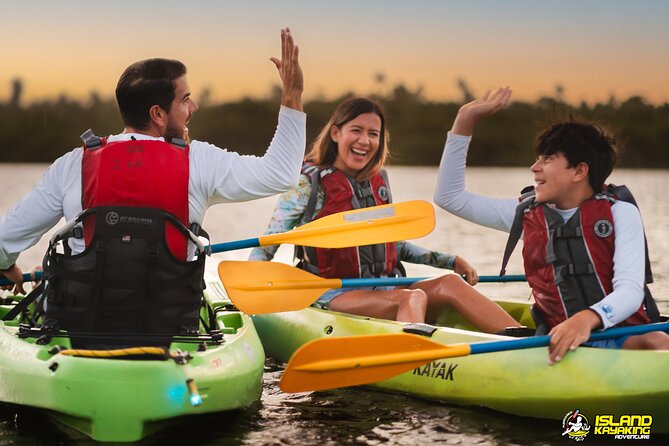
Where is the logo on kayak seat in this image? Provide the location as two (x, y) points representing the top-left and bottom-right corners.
(593, 219), (613, 238)
(106, 211), (120, 225)
(105, 211), (153, 226)
(561, 409), (591, 442)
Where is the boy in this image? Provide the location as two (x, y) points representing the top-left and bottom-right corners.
(434, 87), (669, 364)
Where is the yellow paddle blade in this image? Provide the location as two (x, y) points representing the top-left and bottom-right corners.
(259, 200), (435, 248)
(217, 261), (342, 314)
(279, 333), (471, 393)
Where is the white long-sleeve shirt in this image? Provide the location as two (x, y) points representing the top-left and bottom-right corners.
(434, 132), (646, 328)
(0, 105), (306, 267)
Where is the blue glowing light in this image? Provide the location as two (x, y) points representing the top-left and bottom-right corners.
(190, 394), (202, 407)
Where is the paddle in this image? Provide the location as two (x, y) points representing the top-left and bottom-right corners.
(211, 199), (435, 252)
(279, 321), (669, 393)
(217, 260), (527, 314)
(0, 200), (435, 287)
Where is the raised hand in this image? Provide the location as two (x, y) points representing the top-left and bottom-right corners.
(270, 28), (304, 111)
(452, 86), (512, 136)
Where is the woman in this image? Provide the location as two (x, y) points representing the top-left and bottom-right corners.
(250, 97), (518, 331)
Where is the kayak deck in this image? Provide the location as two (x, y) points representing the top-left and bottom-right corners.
(252, 299), (669, 434)
(0, 280), (264, 442)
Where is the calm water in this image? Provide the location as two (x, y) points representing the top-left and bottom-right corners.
(0, 165), (667, 445)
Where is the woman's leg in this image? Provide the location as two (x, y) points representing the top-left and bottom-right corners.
(328, 288), (428, 323)
(408, 274), (521, 333)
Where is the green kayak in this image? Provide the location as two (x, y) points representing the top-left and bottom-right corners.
(0, 280), (264, 442)
(252, 299), (669, 434)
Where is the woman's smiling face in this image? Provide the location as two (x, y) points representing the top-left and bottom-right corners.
(331, 112), (382, 176)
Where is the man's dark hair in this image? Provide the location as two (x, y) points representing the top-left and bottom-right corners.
(534, 121), (618, 192)
(115, 58), (187, 130)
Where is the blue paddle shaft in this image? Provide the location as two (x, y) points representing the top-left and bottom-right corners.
(0, 238), (263, 286)
(0, 270), (43, 286)
(469, 322), (669, 354)
(341, 277), (424, 287)
(339, 275), (526, 288)
(0, 270), (525, 287)
(210, 238), (261, 253)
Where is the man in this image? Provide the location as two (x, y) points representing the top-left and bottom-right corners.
(0, 29), (305, 317)
(434, 87), (669, 364)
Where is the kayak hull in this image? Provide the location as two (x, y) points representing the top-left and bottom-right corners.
(0, 280), (264, 442)
(252, 299), (669, 434)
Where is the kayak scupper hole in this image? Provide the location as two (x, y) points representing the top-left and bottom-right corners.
(324, 325), (333, 335)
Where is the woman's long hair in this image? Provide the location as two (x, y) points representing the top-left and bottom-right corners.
(305, 97), (389, 181)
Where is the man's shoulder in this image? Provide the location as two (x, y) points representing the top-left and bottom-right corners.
(52, 146), (84, 168)
(188, 140), (231, 164)
(189, 140), (226, 154)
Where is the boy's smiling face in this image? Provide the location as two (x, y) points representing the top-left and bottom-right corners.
(531, 152), (587, 209)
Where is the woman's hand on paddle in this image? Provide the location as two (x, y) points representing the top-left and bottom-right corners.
(271, 27), (303, 111)
(453, 256), (479, 285)
(547, 309), (601, 365)
(452, 87), (512, 136)
(0, 264), (26, 295)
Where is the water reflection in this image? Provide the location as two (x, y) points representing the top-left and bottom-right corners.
(1, 357), (667, 445)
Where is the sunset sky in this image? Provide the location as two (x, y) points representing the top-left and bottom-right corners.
(2, 0), (668, 105)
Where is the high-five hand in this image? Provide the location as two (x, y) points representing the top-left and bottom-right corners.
(452, 86), (513, 136)
(271, 28), (304, 111)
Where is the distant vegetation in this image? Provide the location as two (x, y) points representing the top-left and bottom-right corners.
(1, 78), (668, 168)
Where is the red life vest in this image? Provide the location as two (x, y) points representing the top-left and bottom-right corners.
(41, 132), (205, 344)
(519, 192), (650, 330)
(82, 136), (190, 259)
(297, 164), (400, 278)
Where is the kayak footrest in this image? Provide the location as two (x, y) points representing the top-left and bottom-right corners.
(402, 323), (438, 337)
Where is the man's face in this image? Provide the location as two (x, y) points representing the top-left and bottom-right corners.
(530, 152), (580, 208)
(165, 75), (198, 141)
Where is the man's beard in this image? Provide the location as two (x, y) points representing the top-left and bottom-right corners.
(165, 122), (186, 142)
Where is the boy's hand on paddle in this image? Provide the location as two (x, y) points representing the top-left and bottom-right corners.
(0, 264), (26, 295)
(452, 87), (512, 136)
(453, 256), (479, 285)
(547, 309), (601, 365)
(271, 27), (303, 111)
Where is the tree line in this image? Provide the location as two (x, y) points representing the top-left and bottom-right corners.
(1, 80), (667, 168)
